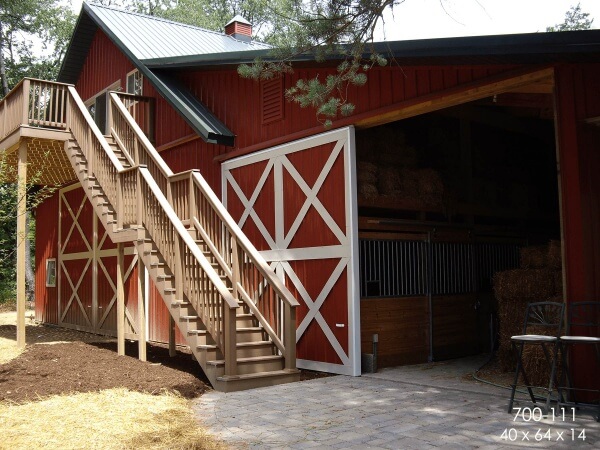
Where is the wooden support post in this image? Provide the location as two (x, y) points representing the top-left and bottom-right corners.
(169, 315), (176, 357)
(16, 141), (27, 348)
(284, 304), (296, 371)
(116, 243), (125, 356)
(224, 305), (237, 377)
(137, 254), (146, 362)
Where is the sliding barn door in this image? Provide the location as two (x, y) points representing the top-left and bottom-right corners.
(223, 127), (360, 375)
(58, 183), (140, 337)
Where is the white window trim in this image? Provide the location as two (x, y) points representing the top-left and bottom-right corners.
(84, 80), (121, 133)
(46, 258), (57, 287)
(126, 69), (143, 96)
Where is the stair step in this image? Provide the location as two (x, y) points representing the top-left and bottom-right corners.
(187, 329), (207, 336)
(216, 369), (299, 382)
(207, 354), (282, 366)
(236, 326), (265, 342)
(171, 300), (190, 308)
(206, 354), (284, 375)
(157, 274), (173, 281)
(180, 315), (199, 322)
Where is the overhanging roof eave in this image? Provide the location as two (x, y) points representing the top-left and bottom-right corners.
(142, 29), (600, 70)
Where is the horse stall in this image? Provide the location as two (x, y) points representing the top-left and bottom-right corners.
(356, 98), (562, 369)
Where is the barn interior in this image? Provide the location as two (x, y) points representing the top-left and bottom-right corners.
(356, 91), (562, 369)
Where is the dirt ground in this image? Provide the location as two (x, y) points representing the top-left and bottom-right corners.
(0, 337), (210, 403)
(0, 311), (327, 404)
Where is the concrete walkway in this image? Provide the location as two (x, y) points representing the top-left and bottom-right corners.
(193, 356), (600, 449)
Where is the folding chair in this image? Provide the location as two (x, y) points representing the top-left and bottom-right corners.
(557, 301), (600, 422)
(508, 301), (565, 414)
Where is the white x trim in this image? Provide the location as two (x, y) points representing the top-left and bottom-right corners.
(223, 127), (361, 376)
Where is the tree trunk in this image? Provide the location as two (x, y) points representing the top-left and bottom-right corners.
(0, 23), (9, 97)
(25, 212), (34, 303)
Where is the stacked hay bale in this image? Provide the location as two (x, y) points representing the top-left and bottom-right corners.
(356, 129), (445, 207)
(493, 241), (564, 386)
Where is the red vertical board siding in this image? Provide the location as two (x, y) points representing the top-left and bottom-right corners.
(148, 281), (186, 345)
(76, 31), (135, 99)
(555, 63), (600, 392)
(35, 190), (59, 324)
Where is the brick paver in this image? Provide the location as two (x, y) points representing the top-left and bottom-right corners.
(193, 357), (600, 449)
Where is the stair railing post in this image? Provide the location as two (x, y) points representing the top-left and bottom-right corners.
(21, 78), (30, 126)
(224, 304), (238, 377)
(284, 303), (296, 371)
(188, 173), (195, 231)
(117, 173), (124, 229)
(136, 169), (143, 227)
(167, 181), (184, 303)
(230, 236), (239, 300)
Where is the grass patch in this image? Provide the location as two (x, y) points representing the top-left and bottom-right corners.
(0, 388), (227, 450)
(0, 337), (23, 364)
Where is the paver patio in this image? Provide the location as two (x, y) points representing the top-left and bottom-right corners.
(193, 357), (600, 449)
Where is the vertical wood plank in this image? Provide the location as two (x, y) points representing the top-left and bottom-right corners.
(116, 242), (125, 355)
(16, 141), (27, 348)
(137, 254), (147, 361)
(169, 315), (176, 357)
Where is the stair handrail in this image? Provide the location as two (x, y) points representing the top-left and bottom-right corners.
(66, 86), (240, 375)
(109, 91), (299, 370)
(135, 166), (240, 375)
(108, 92), (173, 198)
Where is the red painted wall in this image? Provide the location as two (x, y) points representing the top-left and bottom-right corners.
(555, 63), (600, 391)
(35, 190), (59, 324)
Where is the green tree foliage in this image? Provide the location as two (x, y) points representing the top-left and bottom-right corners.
(103, 0), (400, 126)
(0, 1), (72, 302)
(238, 0), (397, 126)
(546, 3), (594, 32)
(0, 0), (76, 96)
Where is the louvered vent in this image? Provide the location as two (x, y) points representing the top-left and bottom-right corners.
(261, 78), (284, 125)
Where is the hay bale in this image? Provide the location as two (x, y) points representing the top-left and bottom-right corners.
(520, 245), (549, 269)
(358, 182), (378, 200)
(357, 161), (377, 173)
(494, 268), (559, 372)
(547, 240), (562, 269)
(378, 167), (401, 194)
(357, 170), (377, 184)
(416, 169), (444, 195)
(552, 270), (563, 297)
(493, 269), (555, 301)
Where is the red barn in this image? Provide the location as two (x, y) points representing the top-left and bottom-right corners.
(2, 2), (599, 393)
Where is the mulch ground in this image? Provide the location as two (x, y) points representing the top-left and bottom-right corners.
(0, 340), (210, 403)
(0, 322), (329, 404)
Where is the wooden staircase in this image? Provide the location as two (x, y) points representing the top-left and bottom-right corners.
(58, 82), (301, 392)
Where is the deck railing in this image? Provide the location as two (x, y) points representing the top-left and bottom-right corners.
(0, 78), (68, 142)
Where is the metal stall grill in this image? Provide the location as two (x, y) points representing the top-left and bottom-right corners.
(359, 239), (520, 298)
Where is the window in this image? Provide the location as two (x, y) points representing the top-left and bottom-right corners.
(84, 80), (120, 134)
(46, 259), (56, 287)
(126, 70), (143, 95)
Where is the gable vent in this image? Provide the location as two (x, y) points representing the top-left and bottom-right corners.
(261, 78), (284, 125)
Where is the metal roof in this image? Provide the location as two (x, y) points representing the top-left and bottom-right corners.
(59, 1), (242, 146)
(86, 3), (270, 61)
(143, 28), (600, 69)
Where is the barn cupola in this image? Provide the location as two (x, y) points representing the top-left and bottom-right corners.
(225, 15), (252, 42)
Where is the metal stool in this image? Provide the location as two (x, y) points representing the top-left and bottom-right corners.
(508, 301), (565, 414)
(557, 301), (600, 422)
